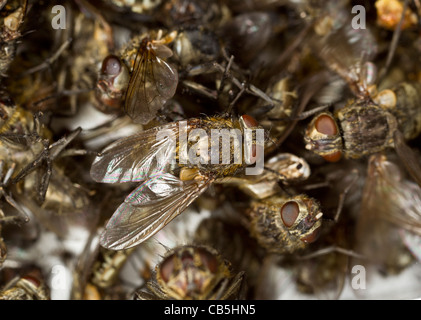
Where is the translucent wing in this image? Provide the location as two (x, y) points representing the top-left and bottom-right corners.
(354, 154), (421, 280)
(358, 154), (421, 237)
(400, 229), (421, 263)
(90, 122), (182, 183)
(393, 130), (421, 188)
(124, 47), (178, 125)
(99, 173), (213, 250)
(311, 14), (378, 98)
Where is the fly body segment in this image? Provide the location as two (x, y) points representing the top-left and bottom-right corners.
(133, 245), (245, 300)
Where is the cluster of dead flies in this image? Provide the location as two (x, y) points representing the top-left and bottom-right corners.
(1, 0), (421, 300)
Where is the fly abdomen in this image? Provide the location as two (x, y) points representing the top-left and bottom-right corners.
(337, 104), (398, 159)
(392, 82), (421, 141)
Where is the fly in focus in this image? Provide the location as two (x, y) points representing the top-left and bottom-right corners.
(90, 114), (264, 250)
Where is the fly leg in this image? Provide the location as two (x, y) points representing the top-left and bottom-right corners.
(10, 127), (83, 204)
(0, 160), (29, 225)
(296, 246), (366, 260)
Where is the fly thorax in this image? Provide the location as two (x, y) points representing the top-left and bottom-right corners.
(179, 118), (247, 177)
(337, 103), (397, 159)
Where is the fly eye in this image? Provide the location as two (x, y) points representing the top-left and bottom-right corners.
(281, 201), (300, 227)
(101, 55), (122, 76)
(197, 248), (218, 274)
(315, 114), (337, 136)
(322, 151), (342, 162)
(301, 228), (320, 244)
(159, 254), (176, 283)
(241, 114), (259, 128)
(22, 275), (41, 288)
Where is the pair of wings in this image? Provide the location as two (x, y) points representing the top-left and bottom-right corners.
(90, 121), (212, 250)
(124, 43), (178, 125)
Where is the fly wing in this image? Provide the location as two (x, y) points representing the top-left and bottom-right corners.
(359, 154), (421, 238)
(99, 173), (213, 250)
(90, 122), (181, 183)
(354, 154), (421, 282)
(124, 49), (178, 125)
(393, 130), (421, 188)
(311, 13), (378, 98)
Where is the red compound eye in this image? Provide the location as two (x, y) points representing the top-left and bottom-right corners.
(315, 114), (337, 135)
(301, 228), (320, 244)
(101, 55), (122, 76)
(197, 248), (218, 274)
(159, 254), (176, 283)
(241, 114), (259, 128)
(23, 275), (41, 288)
(281, 201), (299, 227)
(323, 151), (342, 162)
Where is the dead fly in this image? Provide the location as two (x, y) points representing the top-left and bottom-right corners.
(353, 154), (421, 282)
(0, 92), (92, 236)
(97, 31), (178, 124)
(220, 153), (323, 254)
(0, 273), (49, 300)
(133, 245), (245, 300)
(302, 5), (421, 186)
(71, 229), (135, 300)
(193, 216), (265, 299)
(0, 0), (27, 77)
(245, 194), (322, 255)
(0, 92), (82, 204)
(90, 114), (264, 250)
